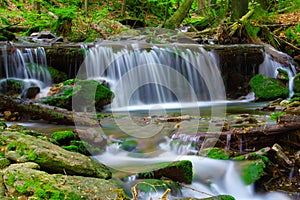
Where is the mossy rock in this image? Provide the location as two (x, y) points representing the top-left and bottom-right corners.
(236, 159), (266, 185)
(47, 66), (68, 83)
(198, 147), (233, 160)
(0, 79), (25, 98)
(293, 73), (300, 96)
(137, 160), (193, 184)
(277, 68), (289, 82)
(42, 79), (114, 111)
(51, 131), (77, 145)
(249, 74), (289, 100)
(1, 131), (112, 179)
(2, 163), (128, 199)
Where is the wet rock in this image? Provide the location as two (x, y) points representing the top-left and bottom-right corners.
(0, 131), (112, 179)
(47, 66), (68, 83)
(249, 74), (289, 101)
(3, 111), (21, 121)
(25, 86), (40, 99)
(137, 160), (193, 184)
(0, 79), (24, 98)
(1, 162), (129, 199)
(41, 79), (114, 111)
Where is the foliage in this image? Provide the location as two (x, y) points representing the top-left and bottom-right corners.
(270, 111), (286, 121)
(285, 24), (300, 44)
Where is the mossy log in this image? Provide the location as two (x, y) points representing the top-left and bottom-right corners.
(0, 94), (98, 126)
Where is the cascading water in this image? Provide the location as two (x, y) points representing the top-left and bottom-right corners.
(259, 46), (297, 98)
(0, 43), (52, 97)
(81, 42), (226, 110)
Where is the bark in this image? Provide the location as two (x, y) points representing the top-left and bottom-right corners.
(0, 94), (98, 126)
(197, 0), (207, 16)
(163, 0), (194, 29)
(229, 9), (254, 36)
(231, 0), (248, 21)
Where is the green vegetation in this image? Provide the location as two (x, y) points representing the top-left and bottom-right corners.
(199, 147), (233, 160)
(270, 111), (286, 121)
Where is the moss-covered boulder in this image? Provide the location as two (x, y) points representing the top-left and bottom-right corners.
(249, 74), (289, 101)
(0, 130), (111, 179)
(47, 66), (68, 83)
(293, 73), (300, 97)
(42, 79), (114, 111)
(0, 79), (25, 98)
(1, 162), (129, 199)
(137, 160), (193, 184)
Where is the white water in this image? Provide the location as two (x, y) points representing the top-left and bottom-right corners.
(81, 43), (226, 110)
(259, 47), (296, 99)
(0, 44), (52, 97)
(95, 142), (291, 200)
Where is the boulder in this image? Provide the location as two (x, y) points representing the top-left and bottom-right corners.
(249, 74), (289, 101)
(41, 79), (114, 111)
(25, 86), (40, 99)
(1, 162), (129, 199)
(293, 73), (300, 97)
(0, 131), (111, 179)
(137, 160), (193, 184)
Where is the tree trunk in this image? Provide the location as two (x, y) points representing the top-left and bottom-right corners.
(84, 0), (88, 17)
(231, 0), (248, 21)
(197, 0), (207, 16)
(163, 0), (194, 29)
(0, 94), (98, 126)
(121, 0), (126, 17)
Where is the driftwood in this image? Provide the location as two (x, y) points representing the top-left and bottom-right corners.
(173, 117), (300, 153)
(0, 94), (98, 126)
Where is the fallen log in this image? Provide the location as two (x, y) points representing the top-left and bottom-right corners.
(0, 94), (98, 126)
(172, 118), (300, 153)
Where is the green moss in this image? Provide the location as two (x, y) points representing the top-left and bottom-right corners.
(293, 73), (300, 94)
(241, 160), (266, 185)
(0, 158), (10, 169)
(249, 74), (289, 100)
(270, 111), (286, 121)
(47, 66), (68, 84)
(277, 68), (289, 81)
(51, 131), (77, 145)
(199, 147), (231, 160)
(62, 145), (79, 152)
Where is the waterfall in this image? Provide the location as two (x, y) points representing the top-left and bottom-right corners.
(259, 47), (296, 98)
(0, 44), (52, 97)
(81, 42), (226, 110)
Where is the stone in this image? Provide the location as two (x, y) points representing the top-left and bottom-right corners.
(249, 74), (289, 101)
(137, 160), (193, 184)
(1, 163), (129, 199)
(0, 131), (111, 179)
(41, 79), (114, 111)
(25, 86), (40, 99)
